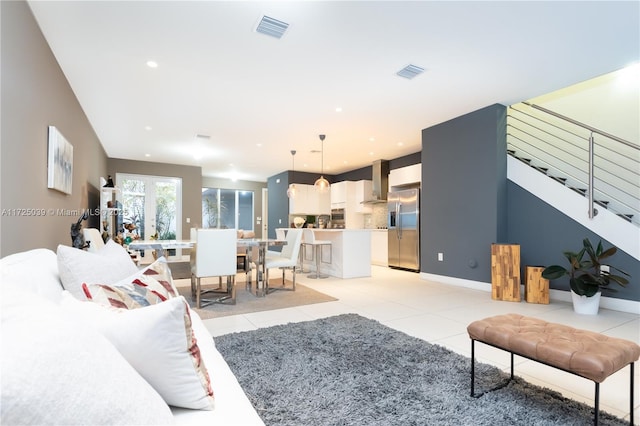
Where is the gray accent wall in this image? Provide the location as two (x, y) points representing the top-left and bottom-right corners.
(1, 1), (108, 256)
(508, 181), (639, 301)
(421, 104), (507, 284)
(267, 171), (290, 239)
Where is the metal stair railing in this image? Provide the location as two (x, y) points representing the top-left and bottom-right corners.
(507, 102), (639, 226)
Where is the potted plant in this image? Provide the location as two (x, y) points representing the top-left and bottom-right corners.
(542, 237), (630, 314)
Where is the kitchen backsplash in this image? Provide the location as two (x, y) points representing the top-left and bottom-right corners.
(364, 204), (387, 229)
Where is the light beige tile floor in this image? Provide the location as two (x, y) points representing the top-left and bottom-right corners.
(199, 265), (640, 423)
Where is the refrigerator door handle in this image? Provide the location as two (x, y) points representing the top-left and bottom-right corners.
(397, 202), (402, 239)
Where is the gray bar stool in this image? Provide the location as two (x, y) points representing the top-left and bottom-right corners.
(302, 228), (331, 279)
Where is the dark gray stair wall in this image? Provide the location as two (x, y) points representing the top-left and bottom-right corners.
(421, 104), (508, 284)
(507, 181), (639, 302)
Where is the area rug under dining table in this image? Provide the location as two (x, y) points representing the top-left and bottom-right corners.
(215, 314), (628, 426)
(176, 279), (337, 319)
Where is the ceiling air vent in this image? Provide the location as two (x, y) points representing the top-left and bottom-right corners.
(256, 15), (289, 39)
(396, 64), (425, 80)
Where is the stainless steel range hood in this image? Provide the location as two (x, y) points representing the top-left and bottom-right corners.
(362, 159), (389, 204)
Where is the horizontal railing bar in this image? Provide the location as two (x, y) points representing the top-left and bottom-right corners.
(509, 107), (588, 142)
(508, 132), (639, 201)
(522, 102), (639, 151)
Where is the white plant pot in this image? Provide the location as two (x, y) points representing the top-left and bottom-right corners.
(571, 290), (601, 315)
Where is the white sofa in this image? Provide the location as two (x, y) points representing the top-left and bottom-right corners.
(0, 246), (264, 425)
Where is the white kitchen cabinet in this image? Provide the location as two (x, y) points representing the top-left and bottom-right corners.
(330, 181), (347, 205)
(370, 229), (388, 266)
(389, 163), (422, 189)
(307, 184), (331, 214)
(290, 184), (330, 215)
(354, 180), (373, 213)
(288, 184), (306, 214)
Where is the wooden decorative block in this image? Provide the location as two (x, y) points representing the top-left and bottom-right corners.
(491, 244), (521, 302)
(525, 266), (549, 304)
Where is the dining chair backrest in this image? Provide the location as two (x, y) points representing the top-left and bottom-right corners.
(83, 228), (105, 252)
(280, 228), (303, 262)
(193, 228), (237, 277)
(275, 228), (286, 241)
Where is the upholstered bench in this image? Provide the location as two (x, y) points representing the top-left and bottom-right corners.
(467, 313), (640, 425)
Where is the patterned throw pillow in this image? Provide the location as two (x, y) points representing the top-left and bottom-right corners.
(83, 257), (179, 309)
(129, 257), (178, 298)
(82, 281), (168, 309)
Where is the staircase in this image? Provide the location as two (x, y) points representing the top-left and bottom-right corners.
(507, 102), (640, 260)
(507, 102), (639, 226)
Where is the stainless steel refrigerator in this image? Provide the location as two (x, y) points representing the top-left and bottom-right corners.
(387, 188), (420, 271)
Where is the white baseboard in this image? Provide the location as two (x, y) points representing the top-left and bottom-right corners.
(420, 272), (640, 315)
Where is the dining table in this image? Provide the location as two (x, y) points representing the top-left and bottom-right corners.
(127, 237), (287, 297)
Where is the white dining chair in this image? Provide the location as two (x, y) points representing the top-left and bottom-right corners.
(302, 228), (331, 279)
(266, 228), (287, 258)
(264, 228), (303, 293)
(83, 228), (105, 253)
(190, 228), (237, 307)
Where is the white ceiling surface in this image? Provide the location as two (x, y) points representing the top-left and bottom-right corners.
(28, 1), (639, 182)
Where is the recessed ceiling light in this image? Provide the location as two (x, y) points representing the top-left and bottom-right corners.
(144, 126), (152, 131)
(397, 64), (424, 79)
(335, 107), (342, 113)
(369, 152), (374, 156)
(255, 15), (289, 39)
(369, 137), (375, 142)
(397, 142), (404, 146)
(146, 60), (158, 68)
(256, 143), (262, 147)
(145, 153), (151, 157)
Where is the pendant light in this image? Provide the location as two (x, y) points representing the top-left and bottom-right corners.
(287, 150), (297, 198)
(314, 134), (330, 192)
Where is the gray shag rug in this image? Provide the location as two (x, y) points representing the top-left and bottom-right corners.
(215, 314), (628, 426)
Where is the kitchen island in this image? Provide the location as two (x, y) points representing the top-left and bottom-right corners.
(302, 229), (371, 279)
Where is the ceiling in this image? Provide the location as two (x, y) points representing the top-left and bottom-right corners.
(27, 1), (639, 182)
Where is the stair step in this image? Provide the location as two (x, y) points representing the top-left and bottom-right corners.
(595, 200), (610, 208)
(533, 166), (549, 174)
(550, 176), (567, 184)
(570, 187), (587, 195)
(617, 213), (634, 222)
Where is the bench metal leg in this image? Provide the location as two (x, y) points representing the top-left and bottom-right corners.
(469, 339), (516, 398)
(510, 352), (514, 380)
(631, 362), (635, 426)
(594, 382), (599, 426)
(471, 339), (475, 397)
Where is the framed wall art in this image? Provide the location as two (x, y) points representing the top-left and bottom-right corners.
(47, 125), (73, 195)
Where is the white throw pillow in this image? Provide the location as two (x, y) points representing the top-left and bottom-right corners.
(57, 240), (139, 300)
(0, 249), (64, 303)
(1, 290), (173, 425)
(60, 293), (215, 410)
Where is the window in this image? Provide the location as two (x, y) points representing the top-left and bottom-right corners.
(202, 188), (253, 231)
